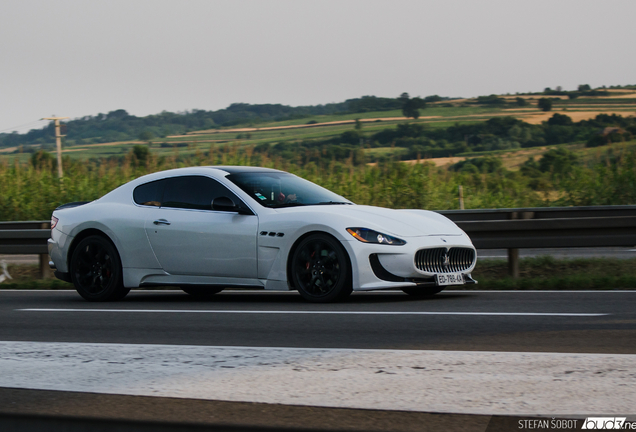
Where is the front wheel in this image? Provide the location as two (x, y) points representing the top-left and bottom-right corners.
(291, 234), (352, 303)
(70, 235), (129, 301)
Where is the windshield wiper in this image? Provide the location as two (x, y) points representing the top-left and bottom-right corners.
(270, 202), (307, 208)
(316, 201), (352, 205)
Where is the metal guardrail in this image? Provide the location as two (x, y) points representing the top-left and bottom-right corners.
(437, 206), (636, 277)
(2, 206), (636, 279)
(0, 221), (51, 278)
(438, 205), (636, 221)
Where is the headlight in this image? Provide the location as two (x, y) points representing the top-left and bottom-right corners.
(346, 228), (406, 245)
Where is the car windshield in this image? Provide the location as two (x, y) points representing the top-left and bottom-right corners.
(226, 172), (352, 208)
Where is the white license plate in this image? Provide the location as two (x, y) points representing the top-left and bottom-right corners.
(436, 273), (464, 286)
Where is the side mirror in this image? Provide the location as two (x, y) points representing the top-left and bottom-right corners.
(212, 196), (239, 212)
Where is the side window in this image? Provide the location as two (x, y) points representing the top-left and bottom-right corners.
(161, 176), (243, 211)
(133, 179), (166, 207)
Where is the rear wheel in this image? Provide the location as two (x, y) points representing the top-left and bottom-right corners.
(291, 234), (352, 303)
(402, 286), (444, 297)
(181, 286), (224, 298)
(70, 235), (129, 301)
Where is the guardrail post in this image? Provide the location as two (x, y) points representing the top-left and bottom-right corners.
(39, 254), (52, 279)
(39, 222), (52, 279)
(507, 211), (535, 278)
(508, 248), (519, 278)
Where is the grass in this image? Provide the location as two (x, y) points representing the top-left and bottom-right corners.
(2, 257), (636, 290)
(469, 256), (636, 290)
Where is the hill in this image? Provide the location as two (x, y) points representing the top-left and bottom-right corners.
(1, 85), (635, 168)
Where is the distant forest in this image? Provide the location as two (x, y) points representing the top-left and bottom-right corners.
(0, 95), (444, 148)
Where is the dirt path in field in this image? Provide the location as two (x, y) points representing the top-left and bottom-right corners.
(60, 139), (227, 153)
(177, 116), (444, 136)
(395, 147), (553, 170)
(501, 95), (570, 100)
(522, 110), (636, 124)
(368, 156), (467, 168)
(404, 156), (466, 167)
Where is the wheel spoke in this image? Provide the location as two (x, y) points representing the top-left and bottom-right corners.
(318, 274), (328, 292)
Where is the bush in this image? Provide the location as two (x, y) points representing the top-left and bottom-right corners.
(538, 148), (578, 175)
(538, 98), (553, 112)
(547, 113), (573, 126)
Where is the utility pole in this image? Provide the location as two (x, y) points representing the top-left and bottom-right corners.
(42, 116), (69, 178)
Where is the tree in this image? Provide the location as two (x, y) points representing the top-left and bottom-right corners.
(401, 96), (425, 119)
(538, 148), (577, 175)
(515, 97), (528, 106)
(423, 95), (443, 103)
(578, 84), (591, 92)
(476, 95), (506, 105)
(132, 144), (149, 165)
(339, 130), (361, 145)
(138, 130), (154, 142)
(547, 113), (573, 126)
(354, 119), (362, 131)
(30, 150), (55, 169)
(538, 98), (553, 112)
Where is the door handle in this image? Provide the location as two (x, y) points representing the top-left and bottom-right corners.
(153, 219), (171, 226)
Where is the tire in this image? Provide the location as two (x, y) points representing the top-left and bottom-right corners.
(70, 235), (130, 301)
(401, 286), (444, 297)
(181, 286), (224, 298)
(291, 234), (352, 303)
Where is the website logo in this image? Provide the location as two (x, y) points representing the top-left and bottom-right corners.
(582, 418), (627, 430)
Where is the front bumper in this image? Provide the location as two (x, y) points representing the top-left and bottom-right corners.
(369, 253), (477, 286)
(344, 234), (477, 291)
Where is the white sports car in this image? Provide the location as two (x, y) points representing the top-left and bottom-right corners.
(48, 166), (477, 302)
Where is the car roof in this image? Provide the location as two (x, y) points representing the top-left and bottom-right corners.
(123, 166), (288, 190)
(208, 166), (284, 174)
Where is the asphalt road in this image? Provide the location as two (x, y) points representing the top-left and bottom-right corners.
(2, 289), (635, 431)
(2, 289), (635, 354)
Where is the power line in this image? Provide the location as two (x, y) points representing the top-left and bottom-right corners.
(0, 119), (46, 134)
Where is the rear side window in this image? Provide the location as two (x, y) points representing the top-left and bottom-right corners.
(133, 179), (166, 207)
(161, 176), (240, 211)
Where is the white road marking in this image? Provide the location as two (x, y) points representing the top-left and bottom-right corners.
(3, 289), (636, 293)
(17, 308), (607, 317)
(0, 341), (634, 416)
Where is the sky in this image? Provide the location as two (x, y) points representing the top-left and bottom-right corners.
(1, 0), (635, 133)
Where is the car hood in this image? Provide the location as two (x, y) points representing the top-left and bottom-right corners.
(278, 205), (464, 237)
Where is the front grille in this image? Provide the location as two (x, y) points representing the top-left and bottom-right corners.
(415, 247), (475, 273)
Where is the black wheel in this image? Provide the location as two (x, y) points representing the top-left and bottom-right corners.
(291, 234), (352, 303)
(181, 286), (224, 298)
(402, 286), (444, 297)
(70, 235), (129, 301)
